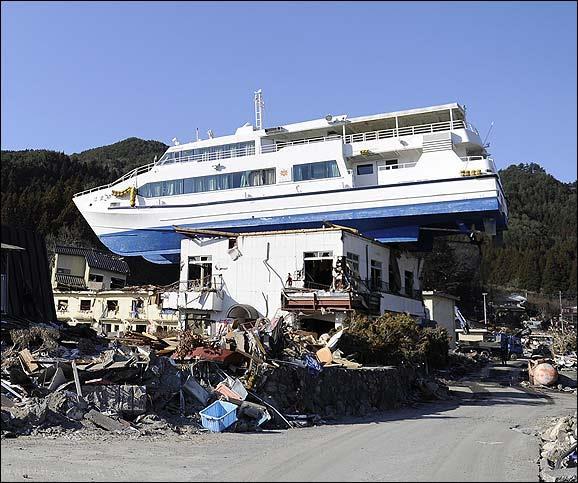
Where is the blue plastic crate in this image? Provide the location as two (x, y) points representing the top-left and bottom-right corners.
(199, 400), (238, 433)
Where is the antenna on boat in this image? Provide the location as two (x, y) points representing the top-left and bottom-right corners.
(482, 121), (494, 148)
(207, 129), (214, 139)
(196, 128), (200, 142)
(254, 89), (264, 130)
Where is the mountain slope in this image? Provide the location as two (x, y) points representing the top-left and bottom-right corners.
(480, 163), (577, 294)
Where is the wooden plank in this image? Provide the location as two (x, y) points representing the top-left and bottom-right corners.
(19, 349), (39, 373)
(71, 360), (83, 398)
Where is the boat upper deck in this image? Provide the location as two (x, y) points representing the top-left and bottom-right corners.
(73, 103), (482, 198)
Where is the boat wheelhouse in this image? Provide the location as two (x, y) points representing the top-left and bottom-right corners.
(74, 95), (508, 264)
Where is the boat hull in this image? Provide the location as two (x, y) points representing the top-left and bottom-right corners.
(74, 175), (507, 263)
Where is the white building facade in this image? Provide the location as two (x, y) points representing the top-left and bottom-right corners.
(178, 227), (425, 331)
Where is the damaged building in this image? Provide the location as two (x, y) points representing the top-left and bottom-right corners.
(52, 245), (179, 335)
(175, 225), (425, 333)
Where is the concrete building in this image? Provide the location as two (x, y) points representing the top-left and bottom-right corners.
(52, 245), (178, 334)
(422, 291), (460, 348)
(51, 245), (130, 291)
(176, 226), (425, 333)
(53, 286), (179, 334)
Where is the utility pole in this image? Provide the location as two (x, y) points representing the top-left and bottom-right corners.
(482, 292), (488, 327)
(559, 290), (564, 331)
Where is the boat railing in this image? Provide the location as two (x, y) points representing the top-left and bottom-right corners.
(73, 162), (156, 198)
(260, 134), (342, 154)
(73, 146), (258, 198)
(344, 119), (476, 144)
(378, 161), (418, 171)
(158, 145), (256, 165)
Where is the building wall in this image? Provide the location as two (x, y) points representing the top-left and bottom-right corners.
(179, 229), (424, 322)
(53, 254), (86, 278)
(423, 294), (457, 348)
(86, 268), (127, 290)
(54, 290), (178, 333)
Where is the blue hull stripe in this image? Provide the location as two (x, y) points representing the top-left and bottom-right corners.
(100, 197), (503, 259)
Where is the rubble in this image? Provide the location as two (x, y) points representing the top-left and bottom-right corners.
(539, 412), (577, 482)
(1, 310), (454, 439)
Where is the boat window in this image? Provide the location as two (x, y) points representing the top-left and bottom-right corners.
(356, 164), (374, 175)
(293, 160), (340, 182)
(138, 168), (276, 198)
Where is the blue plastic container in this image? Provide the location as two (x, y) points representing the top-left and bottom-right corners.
(199, 400), (238, 433)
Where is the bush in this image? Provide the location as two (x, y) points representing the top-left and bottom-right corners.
(339, 313), (449, 367)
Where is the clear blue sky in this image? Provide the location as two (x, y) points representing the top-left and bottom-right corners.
(2, 1), (576, 181)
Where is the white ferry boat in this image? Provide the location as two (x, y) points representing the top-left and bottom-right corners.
(74, 92), (508, 263)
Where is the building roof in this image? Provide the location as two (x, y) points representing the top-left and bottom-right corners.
(55, 245), (130, 275)
(55, 273), (87, 290)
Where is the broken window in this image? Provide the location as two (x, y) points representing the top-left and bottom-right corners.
(130, 298), (145, 317)
(88, 274), (104, 282)
(80, 299), (91, 311)
(56, 268), (71, 274)
(110, 277), (125, 289)
(57, 299), (68, 312)
(370, 260), (383, 291)
(303, 251), (333, 290)
(106, 300), (119, 317)
(188, 256), (213, 289)
(346, 252), (360, 279)
(405, 271), (415, 297)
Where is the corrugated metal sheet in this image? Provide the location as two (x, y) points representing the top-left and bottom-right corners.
(55, 245), (129, 275)
(1, 225), (57, 323)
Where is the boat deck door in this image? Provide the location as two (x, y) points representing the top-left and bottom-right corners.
(354, 162), (377, 187)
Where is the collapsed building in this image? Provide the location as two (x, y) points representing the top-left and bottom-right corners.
(52, 245), (178, 334)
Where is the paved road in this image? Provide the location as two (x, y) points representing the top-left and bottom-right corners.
(1, 363), (576, 482)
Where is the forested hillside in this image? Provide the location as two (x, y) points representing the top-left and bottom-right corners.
(480, 163), (577, 294)
(1, 140), (576, 297)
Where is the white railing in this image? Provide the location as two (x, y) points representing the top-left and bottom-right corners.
(260, 134), (342, 154)
(74, 162), (156, 198)
(159, 145), (256, 165)
(378, 161), (417, 171)
(73, 148), (257, 198)
(459, 156), (492, 162)
(344, 120), (477, 144)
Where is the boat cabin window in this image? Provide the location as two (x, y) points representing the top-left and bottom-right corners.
(356, 164), (374, 175)
(293, 160), (340, 182)
(138, 168), (276, 198)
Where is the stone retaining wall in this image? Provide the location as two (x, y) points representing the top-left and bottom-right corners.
(258, 365), (416, 418)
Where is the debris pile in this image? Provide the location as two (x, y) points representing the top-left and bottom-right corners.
(2, 311), (451, 438)
(539, 412), (577, 482)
